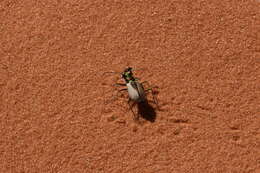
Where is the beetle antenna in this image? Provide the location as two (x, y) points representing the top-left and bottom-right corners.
(132, 68), (144, 71)
(103, 71), (121, 75)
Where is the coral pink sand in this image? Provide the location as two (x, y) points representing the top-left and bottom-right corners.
(1, 0), (259, 172)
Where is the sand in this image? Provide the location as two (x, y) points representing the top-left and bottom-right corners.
(0, 0), (259, 172)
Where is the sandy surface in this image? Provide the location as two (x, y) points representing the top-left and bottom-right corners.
(1, 0), (260, 172)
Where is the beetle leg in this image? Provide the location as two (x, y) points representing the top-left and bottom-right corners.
(117, 88), (127, 96)
(145, 88), (159, 109)
(115, 83), (126, 86)
(141, 81), (149, 85)
(141, 81), (153, 87)
(111, 88), (127, 100)
(118, 88), (127, 92)
(141, 81), (159, 89)
(128, 99), (138, 120)
(118, 88), (127, 95)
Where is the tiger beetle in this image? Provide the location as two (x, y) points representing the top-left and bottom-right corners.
(105, 67), (159, 120)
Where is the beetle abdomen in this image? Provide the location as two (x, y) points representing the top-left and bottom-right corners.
(127, 81), (146, 102)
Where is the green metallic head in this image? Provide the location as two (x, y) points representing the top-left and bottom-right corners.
(122, 67), (135, 83)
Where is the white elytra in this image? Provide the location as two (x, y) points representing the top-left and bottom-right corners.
(126, 81), (146, 102)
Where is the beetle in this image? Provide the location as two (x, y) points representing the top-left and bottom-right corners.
(105, 67), (158, 120)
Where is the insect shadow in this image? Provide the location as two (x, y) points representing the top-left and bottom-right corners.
(136, 89), (159, 123)
(137, 100), (157, 122)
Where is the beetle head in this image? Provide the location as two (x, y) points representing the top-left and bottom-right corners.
(122, 67), (134, 82)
